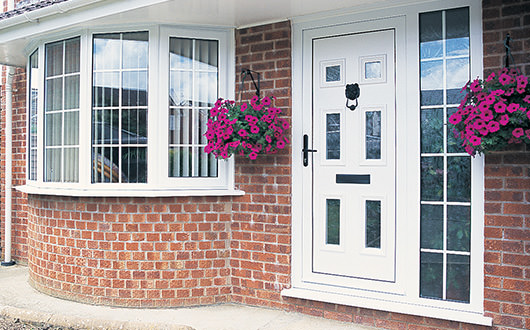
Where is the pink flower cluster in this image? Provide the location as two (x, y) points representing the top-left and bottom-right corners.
(449, 68), (530, 156)
(204, 96), (290, 160)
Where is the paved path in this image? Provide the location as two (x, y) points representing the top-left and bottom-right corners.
(0, 266), (374, 330)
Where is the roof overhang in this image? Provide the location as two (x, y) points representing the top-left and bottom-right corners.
(0, 0), (425, 66)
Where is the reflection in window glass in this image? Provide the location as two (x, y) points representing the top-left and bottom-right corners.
(326, 113), (340, 159)
(419, 7), (471, 304)
(44, 37), (80, 183)
(365, 61), (381, 79)
(169, 37), (218, 178)
(92, 32), (148, 183)
(366, 111), (381, 159)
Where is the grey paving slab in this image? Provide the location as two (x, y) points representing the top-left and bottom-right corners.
(0, 266), (375, 330)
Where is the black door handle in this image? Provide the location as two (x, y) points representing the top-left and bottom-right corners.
(303, 134), (317, 167)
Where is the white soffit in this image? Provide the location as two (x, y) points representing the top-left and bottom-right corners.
(0, 0), (427, 65)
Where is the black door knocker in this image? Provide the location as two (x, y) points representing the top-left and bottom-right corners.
(345, 83), (360, 111)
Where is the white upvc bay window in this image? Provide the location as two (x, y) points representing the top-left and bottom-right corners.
(23, 26), (238, 196)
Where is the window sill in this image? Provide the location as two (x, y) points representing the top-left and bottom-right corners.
(281, 287), (492, 327)
(16, 184), (245, 198)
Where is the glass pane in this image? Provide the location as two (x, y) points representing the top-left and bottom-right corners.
(93, 34), (121, 70)
(170, 71), (192, 107)
(326, 65), (340, 82)
(447, 205), (471, 252)
(121, 109), (147, 145)
(122, 147), (147, 183)
(92, 146), (120, 183)
(63, 111), (79, 145)
(45, 41), (63, 77)
(447, 108), (466, 153)
(63, 147), (79, 183)
(194, 71), (218, 107)
(446, 58), (469, 104)
(366, 111), (381, 159)
(45, 78), (63, 111)
(170, 38), (193, 70)
(122, 70), (148, 107)
(92, 109), (120, 145)
(446, 37), (469, 57)
(64, 75), (80, 110)
(197, 147), (217, 177)
(326, 113), (340, 160)
(420, 204), (443, 250)
(420, 252), (443, 299)
(365, 200), (381, 248)
(169, 108), (192, 145)
(45, 113), (62, 146)
(421, 108), (443, 153)
(365, 61), (381, 79)
(198, 108), (209, 144)
(326, 199), (340, 245)
(29, 51), (39, 181)
(446, 254), (470, 303)
(64, 37), (80, 74)
(168, 147), (192, 177)
(194, 39), (219, 70)
(447, 156), (471, 202)
(93, 72), (120, 107)
(446, 8), (470, 40)
(420, 11), (442, 43)
(122, 32), (149, 69)
(45, 148), (61, 182)
(29, 149), (37, 181)
(421, 156), (444, 201)
(421, 40), (443, 60)
(420, 60), (443, 106)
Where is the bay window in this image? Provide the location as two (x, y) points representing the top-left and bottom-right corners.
(24, 26), (236, 195)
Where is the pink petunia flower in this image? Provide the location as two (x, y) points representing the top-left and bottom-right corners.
(277, 140), (285, 149)
(248, 152), (257, 160)
(480, 109), (494, 122)
(469, 79), (482, 92)
(507, 103), (520, 113)
(526, 129), (530, 140)
(499, 114), (510, 125)
(491, 89), (504, 96)
(494, 101), (507, 113)
(487, 121), (500, 133)
(523, 95), (530, 104)
(512, 128), (524, 138)
(238, 129), (248, 138)
(250, 125), (259, 134)
(473, 119), (486, 130)
(262, 97), (271, 106)
(240, 103), (248, 112)
(486, 72), (495, 82)
(499, 73), (513, 85)
(448, 113), (462, 125)
(469, 135), (482, 146)
(464, 145), (475, 156)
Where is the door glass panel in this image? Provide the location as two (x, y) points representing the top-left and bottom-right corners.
(326, 113), (340, 159)
(447, 156), (471, 202)
(420, 252), (443, 299)
(420, 156), (443, 201)
(366, 111), (381, 159)
(446, 254), (470, 302)
(447, 205), (471, 252)
(365, 61), (382, 79)
(420, 60), (443, 106)
(326, 199), (340, 245)
(421, 108), (443, 153)
(325, 65), (341, 82)
(365, 200), (381, 248)
(420, 204), (443, 250)
(446, 58), (469, 104)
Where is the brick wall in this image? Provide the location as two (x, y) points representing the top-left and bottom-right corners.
(482, 1), (530, 329)
(27, 195), (232, 307)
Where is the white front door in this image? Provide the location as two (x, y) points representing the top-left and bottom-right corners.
(310, 29), (396, 282)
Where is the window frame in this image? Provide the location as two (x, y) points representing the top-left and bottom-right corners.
(23, 25), (238, 196)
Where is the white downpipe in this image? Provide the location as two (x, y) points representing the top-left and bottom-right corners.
(2, 66), (15, 266)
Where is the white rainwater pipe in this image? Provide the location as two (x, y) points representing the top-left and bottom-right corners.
(2, 66), (15, 267)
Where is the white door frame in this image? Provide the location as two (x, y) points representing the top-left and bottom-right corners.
(285, 0), (490, 326)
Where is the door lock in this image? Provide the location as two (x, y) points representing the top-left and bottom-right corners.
(303, 134), (317, 167)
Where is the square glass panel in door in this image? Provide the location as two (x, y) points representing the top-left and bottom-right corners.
(326, 65), (341, 82)
(326, 113), (340, 159)
(366, 111), (381, 159)
(365, 200), (381, 248)
(326, 199), (340, 245)
(365, 61), (381, 79)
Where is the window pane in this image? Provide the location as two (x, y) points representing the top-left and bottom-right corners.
(194, 71), (217, 107)
(326, 199), (340, 245)
(447, 156), (471, 202)
(446, 8), (469, 40)
(194, 39), (218, 70)
(93, 34), (121, 70)
(45, 78), (63, 111)
(93, 72), (120, 107)
(45, 113), (62, 146)
(447, 205), (471, 252)
(446, 254), (470, 302)
(122, 147), (147, 183)
(420, 204), (443, 250)
(365, 200), (381, 248)
(63, 147), (79, 183)
(45, 149), (61, 182)
(170, 38), (193, 70)
(64, 75), (80, 110)
(92, 146), (120, 183)
(446, 58), (469, 104)
(121, 109), (147, 145)
(420, 60), (443, 106)
(46, 41), (63, 77)
(122, 32), (148, 69)
(63, 111), (79, 145)
(122, 70), (148, 107)
(169, 147), (192, 177)
(420, 252), (443, 299)
(366, 111), (381, 160)
(28, 50), (39, 181)
(64, 38), (80, 74)
(421, 156), (443, 201)
(421, 108), (443, 153)
(170, 71), (192, 107)
(326, 113), (340, 160)
(169, 108), (192, 145)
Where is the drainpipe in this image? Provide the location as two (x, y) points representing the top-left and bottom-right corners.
(2, 66), (15, 267)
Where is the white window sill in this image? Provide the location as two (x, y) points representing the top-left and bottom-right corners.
(281, 287), (492, 327)
(16, 185), (245, 198)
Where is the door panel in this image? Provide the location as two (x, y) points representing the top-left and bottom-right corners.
(312, 29), (396, 282)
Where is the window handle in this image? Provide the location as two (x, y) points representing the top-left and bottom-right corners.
(303, 134), (317, 167)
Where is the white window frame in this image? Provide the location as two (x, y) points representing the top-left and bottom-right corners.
(21, 25), (241, 197)
(286, 0), (490, 326)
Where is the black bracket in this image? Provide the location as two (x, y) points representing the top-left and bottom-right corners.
(504, 33), (515, 69)
(240, 69), (261, 102)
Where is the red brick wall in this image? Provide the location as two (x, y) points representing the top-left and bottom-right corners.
(0, 66), (29, 263)
(482, 2), (530, 329)
(27, 195), (232, 307)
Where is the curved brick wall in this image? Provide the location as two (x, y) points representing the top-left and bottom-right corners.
(27, 195), (232, 307)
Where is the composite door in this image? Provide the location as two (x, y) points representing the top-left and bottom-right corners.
(311, 29), (396, 282)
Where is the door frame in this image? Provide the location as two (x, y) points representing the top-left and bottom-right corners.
(285, 0), (490, 326)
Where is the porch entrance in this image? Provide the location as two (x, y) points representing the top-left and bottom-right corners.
(309, 28), (396, 282)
